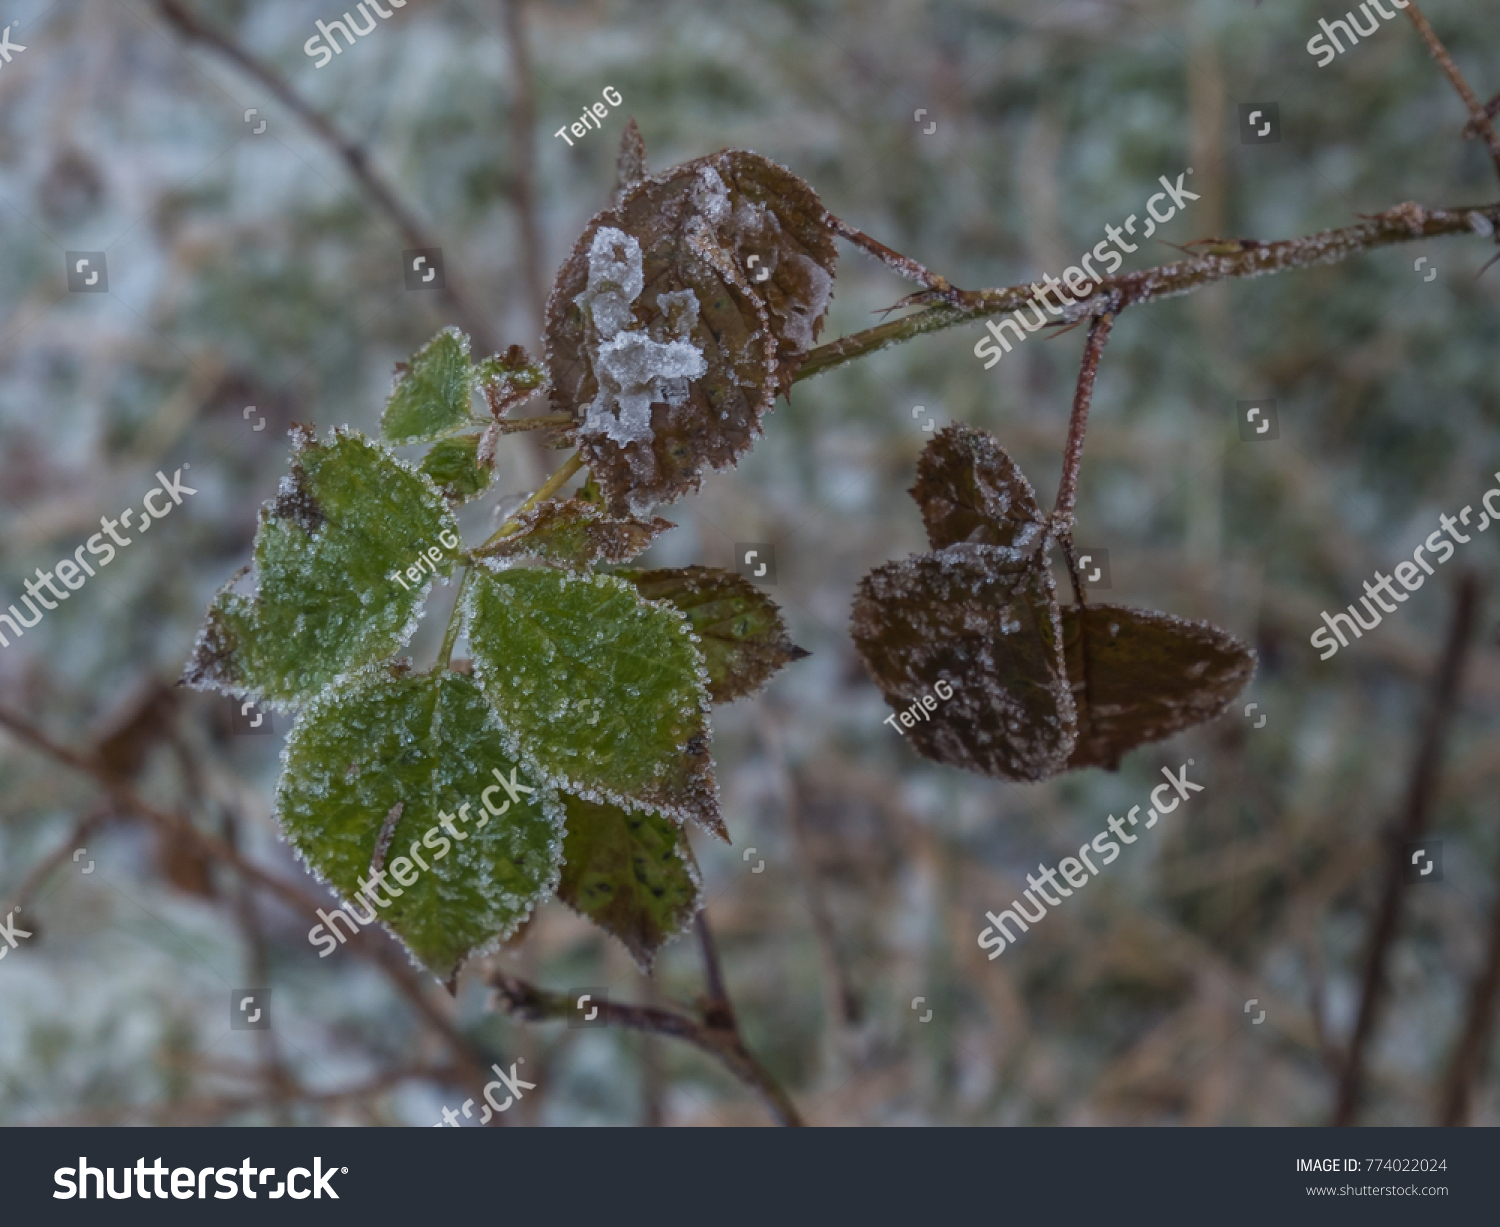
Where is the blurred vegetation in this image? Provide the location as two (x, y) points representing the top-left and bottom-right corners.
(1, 0), (1498, 1125)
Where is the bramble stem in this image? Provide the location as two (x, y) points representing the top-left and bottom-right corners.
(1053, 313), (1114, 527)
(793, 201), (1500, 385)
(1403, 2), (1500, 184)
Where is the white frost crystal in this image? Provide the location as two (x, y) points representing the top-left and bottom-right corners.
(574, 226), (708, 457)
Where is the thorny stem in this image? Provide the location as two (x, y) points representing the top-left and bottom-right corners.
(1332, 573), (1481, 1126)
(793, 201), (1500, 386)
(490, 970), (805, 1126)
(1403, 2), (1500, 185)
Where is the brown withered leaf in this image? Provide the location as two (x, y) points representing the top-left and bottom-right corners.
(1061, 604), (1256, 771)
(850, 544), (1076, 782)
(912, 424), (1048, 558)
(619, 565), (809, 703)
(613, 118), (648, 206)
(472, 499), (672, 571)
(546, 149), (837, 516)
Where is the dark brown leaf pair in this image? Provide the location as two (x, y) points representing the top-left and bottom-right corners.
(851, 425), (1255, 781)
(546, 128), (838, 517)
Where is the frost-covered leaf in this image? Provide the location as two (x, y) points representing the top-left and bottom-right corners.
(382, 328), (476, 444)
(557, 793), (700, 971)
(276, 668), (563, 980)
(477, 344), (550, 420)
(182, 428), (460, 706)
(1061, 604), (1256, 771)
(464, 567), (724, 839)
(420, 432), (493, 504)
(620, 565), (808, 702)
(613, 118), (648, 206)
(851, 544), (1076, 782)
(546, 150), (837, 516)
(473, 499), (671, 571)
(912, 424), (1048, 559)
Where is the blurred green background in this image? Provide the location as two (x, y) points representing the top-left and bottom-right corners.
(1, 0), (1498, 1125)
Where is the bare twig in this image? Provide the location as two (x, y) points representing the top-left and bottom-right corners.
(491, 972), (805, 1126)
(795, 201), (1500, 385)
(1403, 3), (1500, 183)
(1053, 312), (1114, 527)
(1437, 839), (1500, 1125)
(0, 703), (495, 1093)
(152, 0), (501, 353)
(502, 0), (548, 327)
(1332, 572), (1481, 1125)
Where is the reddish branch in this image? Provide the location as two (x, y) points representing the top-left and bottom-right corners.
(1404, 2), (1500, 183)
(1437, 838), (1500, 1125)
(1332, 573), (1481, 1126)
(490, 941), (805, 1127)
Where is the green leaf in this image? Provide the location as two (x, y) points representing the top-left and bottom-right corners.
(472, 499), (671, 571)
(1061, 604), (1256, 771)
(421, 433), (494, 504)
(546, 150), (838, 516)
(382, 328), (476, 444)
(464, 566), (725, 839)
(276, 668), (563, 980)
(619, 565), (808, 702)
(557, 793), (701, 971)
(850, 544), (1076, 782)
(912, 424), (1048, 559)
(182, 427), (460, 705)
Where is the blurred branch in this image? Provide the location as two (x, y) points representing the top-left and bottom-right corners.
(491, 963), (805, 1126)
(1437, 839), (1500, 1125)
(152, 0), (501, 353)
(502, 0), (548, 327)
(795, 201), (1500, 384)
(1403, 2), (1500, 183)
(1332, 572), (1481, 1126)
(0, 702), (495, 1093)
(0, 807), (110, 919)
